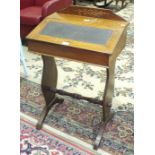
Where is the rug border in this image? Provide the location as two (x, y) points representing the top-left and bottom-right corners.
(21, 114), (106, 155)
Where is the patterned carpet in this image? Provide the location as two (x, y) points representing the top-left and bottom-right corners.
(21, 77), (134, 155)
(20, 3), (134, 155)
(21, 117), (101, 155)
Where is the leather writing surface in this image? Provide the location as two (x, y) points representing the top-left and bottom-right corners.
(40, 22), (113, 45)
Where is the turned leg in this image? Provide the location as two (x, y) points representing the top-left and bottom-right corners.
(94, 62), (116, 149)
(36, 56), (63, 130)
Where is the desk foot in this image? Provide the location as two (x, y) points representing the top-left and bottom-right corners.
(36, 96), (64, 130)
(93, 112), (114, 150)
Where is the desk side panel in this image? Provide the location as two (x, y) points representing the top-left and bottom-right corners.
(27, 40), (109, 67)
(109, 27), (127, 65)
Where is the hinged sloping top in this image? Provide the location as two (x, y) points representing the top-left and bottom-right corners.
(27, 6), (128, 55)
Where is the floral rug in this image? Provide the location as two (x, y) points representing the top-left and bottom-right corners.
(20, 3), (134, 155)
(21, 116), (101, 155)
(21, 77), (134, 155)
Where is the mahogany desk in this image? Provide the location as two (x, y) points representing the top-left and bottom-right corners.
(26, 6), (128, 150)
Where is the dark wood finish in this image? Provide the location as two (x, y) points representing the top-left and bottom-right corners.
(48, 87), (103, 105)
(36, 56), (64, 129)
(26, 6), (128, 150)
(36, 96), (56, 130)
(94, 112), (114, 150)
(102, 62), (115, 121)
(36, 96), (64, 129)
(41, 56), (57, 104)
